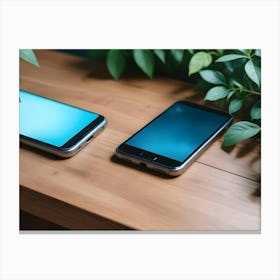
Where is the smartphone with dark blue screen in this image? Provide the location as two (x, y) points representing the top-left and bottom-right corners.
(115, 101), (233, 176)
(20, 90), (107, 157)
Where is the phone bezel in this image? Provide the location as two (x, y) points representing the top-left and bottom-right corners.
(116, 100), (233, 174)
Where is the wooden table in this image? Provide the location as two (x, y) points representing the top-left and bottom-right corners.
(20, 50), (261, 231)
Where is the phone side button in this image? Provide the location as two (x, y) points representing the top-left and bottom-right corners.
(86, 135), (94, 143)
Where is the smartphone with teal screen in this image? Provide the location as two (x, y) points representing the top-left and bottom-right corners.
(20, 90), (107, 157)
(115, 101), (233, 176)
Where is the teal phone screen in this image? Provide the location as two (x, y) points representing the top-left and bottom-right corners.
(126, 102), (230, 162)
(20, 90), (99, 147)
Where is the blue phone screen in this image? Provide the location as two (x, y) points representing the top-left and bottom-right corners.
(126, 102), (230, 162)
(20, 90), (99, 147)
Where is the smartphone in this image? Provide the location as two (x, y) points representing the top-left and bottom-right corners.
(115, 101), (233, 176)
(20, 90), (107, 157)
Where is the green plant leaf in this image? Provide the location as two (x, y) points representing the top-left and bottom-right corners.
(204, 86), (228, 101)
(253, 49), (261, 57)
(170, 49), (184, 63)
(19, 49), (39, 67)
(224, 61), (234, 73)
(250, 100), (261, 120)
(227, 90), (235, 100)
(215, 54), (247, 63)
(107, 50), (126, 80)
(245, 60), (261, 86)
(229, 97), (243, 114)
(237, 49), (246, 54)
(199, 70), (227, 86)
(133, 50), (154, 78)
(189, 51), (212, 75)
(153, 50), (166, 63)
(222, 121), (261, 147)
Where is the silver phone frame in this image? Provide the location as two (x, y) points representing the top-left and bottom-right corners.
(115, 102), (233, 176)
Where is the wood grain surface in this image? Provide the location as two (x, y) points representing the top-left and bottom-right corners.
(20, 50), (261, 231)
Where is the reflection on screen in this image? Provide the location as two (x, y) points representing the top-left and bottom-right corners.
(126, 102), (230, 162)
(20, 90), (99, 147)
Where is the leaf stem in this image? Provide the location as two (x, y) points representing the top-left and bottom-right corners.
(242, 89), (261, 95)
(230, 86), (261, 97)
